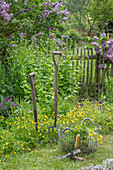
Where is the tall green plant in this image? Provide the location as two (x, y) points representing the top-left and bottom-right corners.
(1, 38), (81, 109)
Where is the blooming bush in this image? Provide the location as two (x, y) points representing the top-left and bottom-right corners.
(0, 0), (13, 22)
(88, 33), (113, 69)
(0, 95), (17, 117)
(0, 0), (69, 57)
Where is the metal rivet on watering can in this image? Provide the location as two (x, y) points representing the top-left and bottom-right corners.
(52, 51), (62, 127)
(29, 72), (38, 133)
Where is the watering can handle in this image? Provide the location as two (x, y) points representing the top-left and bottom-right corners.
(82, 118), (93, 123)
(52, 51), (62, 66)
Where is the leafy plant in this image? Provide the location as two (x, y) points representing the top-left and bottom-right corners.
(0, 95), (17, 117)
(104, 77), (113, 103)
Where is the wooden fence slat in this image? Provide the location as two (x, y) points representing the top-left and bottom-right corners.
(98, 55), (101, 98)
(79, 49), (82, 96)
(83, 48), (86, 94)
(89, 48), (93, 97)
(76, 48), (79, 96)
(101, 57), (105, 95)
(86, 49), (89, 96)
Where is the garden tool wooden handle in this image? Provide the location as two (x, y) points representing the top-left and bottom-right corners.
(75, 134), (80, 148)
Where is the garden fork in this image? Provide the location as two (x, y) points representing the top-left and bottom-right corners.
(48, 51), (62, 146)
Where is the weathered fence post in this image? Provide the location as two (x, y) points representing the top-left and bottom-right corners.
(94, 54), (100, 98)
(101, 57), (105, 95)
(29, 72), (38, 132)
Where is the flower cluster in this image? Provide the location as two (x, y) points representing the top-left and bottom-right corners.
(0, 95), (17, 117)
(40, 1), (69, 32)
(41, 1), (69, 21)
(89, 33), (113, 69)
(0, 0), (13, 22)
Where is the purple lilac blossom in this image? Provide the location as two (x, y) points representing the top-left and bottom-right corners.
(93, 36), (98, 41)
(57, 11), (64, 16)
(10, 95), (13, 98)
(9, 48), (11, 53)
(61, 35), (65, 39)
(101, 41), (106, 49)
(42, 10), (48, 13)
(54, 1), (59, 6)
(49, 8), (58, 14)
(107, 55), (113, 62)
(21, 99), (24, 102)
(10, 43), (12, 47)
(0, 103), (1, 107)
(5, 96), (9, 102)
(62, 17), (68, 21)
(42, 2), (47, 6)
(98, 64), (104, 70)
(57, 41), (62, 47)
(96, 48), (102, 54)
(100, 33), (106, 37)
(63, 47), (66, 50)
(108, 38), (113, 45)
(10, 33), (14, 39)
(103, 52), (107, 58)
(111, 44), (113, 50)
(19, 32), (25, 37)
(49, 34), (54, 38)
(36, 32), (43, 37)
(13, 104), (16, 107)
(0, 0), (13, 22)
(20, 10), (24, 13)
(91, 42), (99, 47)
(20, 8), (30, 13)
(107, 48), (112, 55)
(13, 44), (16, 48)
(47, 1), (50, 6)
(26, 25), (30, 28)
(4, 107), (7, 109)
(63, 9), (69, 16)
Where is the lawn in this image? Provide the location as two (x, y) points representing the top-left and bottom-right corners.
(0, 133), (113, 170)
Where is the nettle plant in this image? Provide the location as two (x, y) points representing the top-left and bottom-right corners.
(88, 33), (113, 69)
(0, 95), (17, 117)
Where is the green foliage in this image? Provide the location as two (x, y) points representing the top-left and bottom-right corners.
(90, 0), (113, 29)
(0, 0), (68, 58)
(0, 115), (38, 156)
(0, 38), (80, 108)
(104, 77), (113, 103)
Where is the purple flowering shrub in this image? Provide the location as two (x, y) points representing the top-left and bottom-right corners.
(38, 1), (69, 33)
(0, 0), (13, 22)
(0, 95), (17, 117)
(0, 0), (69, 57)
(88, 33), (113, 69)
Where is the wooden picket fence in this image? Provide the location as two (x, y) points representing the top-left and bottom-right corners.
(65, 48), (113, 99)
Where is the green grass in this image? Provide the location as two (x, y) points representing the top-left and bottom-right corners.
(0, 133), (113, 170)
